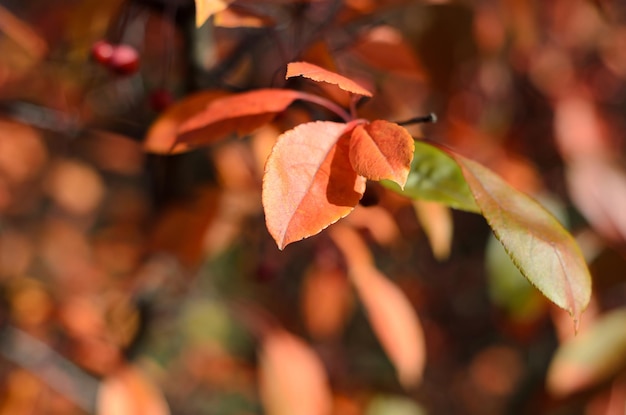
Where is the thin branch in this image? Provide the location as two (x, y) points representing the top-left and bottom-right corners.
(296, 91), (353, 122)
(395, 113), (438, 126)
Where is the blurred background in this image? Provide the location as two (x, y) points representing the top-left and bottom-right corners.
(1, 0), (626, 414)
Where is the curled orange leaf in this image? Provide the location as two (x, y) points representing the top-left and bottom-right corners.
(286, 61), (373, 97)
(349, 120), (414, 187)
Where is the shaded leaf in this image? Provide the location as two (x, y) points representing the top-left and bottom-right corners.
(349, 120), (414, 186)
(366, 394), (428, 415)
(262, 121), (366, 249)
(350, 26), (426, 78)
(566, 159), (626, 243)
(301, 265), (354, 340)
(194, 0), (231, 27)
(382, 141), (480, 212)
(286, 61), (373, 97)
(413, 200), (452, 261)
(144, 90), (229, 154)
(176, 89), (302, 148)
(97, 364), (170, 415)
(449, 151), (592, 325)
(259, 330), (332, 415)
(345, 205), (400, 246)
(547, 308), (626, 396)
(330, 224), (426, 387)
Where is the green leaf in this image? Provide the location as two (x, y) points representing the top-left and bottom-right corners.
(448, 151), (592, 325)
(485, 193), (568, 321)
(547, 308), (626, 396)
(381, 141), (479, 213)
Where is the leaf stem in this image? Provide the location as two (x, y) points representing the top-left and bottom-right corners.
(295, 91), (353, 122)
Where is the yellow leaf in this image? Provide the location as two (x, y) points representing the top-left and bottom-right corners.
(194, 0), (231, 28)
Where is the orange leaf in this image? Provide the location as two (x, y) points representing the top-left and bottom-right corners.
(259, 330), (332, 415)
(413, 200), (453, 261)
(213, 6), (274, 28)
(349, 120), (414, 186)
(194, 0), (231, 27)
(330, 225), (426, 387)
(286, 61), (373, 97)
(176, 89), (302, 148)
(301, 265), (354, 340)
(350, 26), (425, 78)
(262, 121), (366, 249)
(97, 364), (170, 415)
(143, 90), (229, 154)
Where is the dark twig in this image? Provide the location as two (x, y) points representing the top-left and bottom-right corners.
(395, 113), (438, 126)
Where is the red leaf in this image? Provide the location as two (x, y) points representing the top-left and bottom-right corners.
(176, 89), (302, 148)
(349, 120), (414, 187)
(144, 90), (229, 154)
(286, 61), (373, 97)
(262, 121), (366, 249)
(349, 26), (426, 78)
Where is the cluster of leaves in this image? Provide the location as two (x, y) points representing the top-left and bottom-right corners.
(147, 57), (590, 326)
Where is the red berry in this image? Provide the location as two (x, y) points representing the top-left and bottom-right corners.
(109, 44), (140, 75)
(91, 40), (114, 65)
(149, 89), (174, 112)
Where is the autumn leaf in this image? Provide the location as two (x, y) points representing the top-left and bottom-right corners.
(214, 6), (274, 28)
(259, 330), (333, 415)
(144, 90), (229, 154)
(97, 364), (170, 415)
(349, 120), (414, 187)
(349, 25), (425, 78)
(329, 224), (426, 387)
(547, 308), (626, 396)
(301, 264), (354, 340)
(413, 200), (453, 261)
(194, 0), (232, 27)
(262, 121), (366, 249)
(382, 141), (480, 213)
(286, 61), (373, 97)
(176, 89), (302, 148)
(448, 151), (592, 326)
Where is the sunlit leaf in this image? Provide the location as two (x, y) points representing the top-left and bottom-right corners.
(349, 120), (414, 187)
(262, 121), (366, 249)
(286, 61), (373, 97)
(547, 308), (626, 396)
(144, 90), (229, 154)
(330, 225), (426, 387)
(97, 364), (170, 415)
(382, 141), (480, 213)
(449, 152), (592, 326)
(176, 89), (302, 148)
(214, 6), (274, 28)
(259, 330), (332, 415)
(194, 0), (231, 27)
(486, 194), (567, 321)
